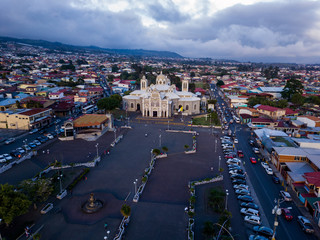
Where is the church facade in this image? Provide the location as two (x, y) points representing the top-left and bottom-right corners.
(123, 73), (200, 118)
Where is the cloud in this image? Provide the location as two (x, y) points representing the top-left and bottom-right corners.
(0, 0), (320, 63)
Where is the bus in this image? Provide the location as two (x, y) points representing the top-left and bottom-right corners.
(82, 105), (96, 114)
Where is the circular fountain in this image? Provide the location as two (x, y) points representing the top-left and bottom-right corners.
(82, 193), (103, 213)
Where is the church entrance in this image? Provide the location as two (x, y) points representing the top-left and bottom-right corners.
(137, 104), (140, 111)
(153, 111), (157, 117)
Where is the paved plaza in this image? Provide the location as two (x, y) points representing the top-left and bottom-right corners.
(2, 117), (248, 240)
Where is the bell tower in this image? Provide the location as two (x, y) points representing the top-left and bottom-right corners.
(182, 79), (189, 92)
(140, 75), (148, 90)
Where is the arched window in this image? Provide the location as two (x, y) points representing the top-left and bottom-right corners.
(131, 103), (134, 108)
(186, 105), (189, 110)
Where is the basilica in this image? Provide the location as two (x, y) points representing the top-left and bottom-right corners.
(123, 73), (201, 118)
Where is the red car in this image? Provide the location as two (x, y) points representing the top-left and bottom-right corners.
(250, 157), (257, 164)
(281, 208), (293, 221)
(237, 150), (244, 158)
(225, 155), (234, 159)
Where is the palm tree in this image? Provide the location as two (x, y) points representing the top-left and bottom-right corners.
(184, 145), (189, 151)
(120, 204), (131, 218)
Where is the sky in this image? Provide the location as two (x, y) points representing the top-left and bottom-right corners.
(1, 0), (320, 63)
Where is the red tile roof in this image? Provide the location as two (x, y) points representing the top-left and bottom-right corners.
(285, 108), (299, 115)
(257, 105), (281, 112)
(303, 172), (320, 187)
(20, 108), (50, 116)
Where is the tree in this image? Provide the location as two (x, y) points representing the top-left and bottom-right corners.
(0, 183), (31, 226)
(216, 80), (224, 88)
(152, 148), (161, 156)
(202, 221), (215, 239)
(162, 146), (168, 154)
(97, 95), (122, 112)
(15, 100), (21, 109)
(20, 179), (53, 209)
(189, 82), (196, 92)
(184, 145), (189, 151)
(120, 204), (131, 218)
(208, 188), (225, 213)
(291, 93), (305, 106)
(281, 77), (303, 101)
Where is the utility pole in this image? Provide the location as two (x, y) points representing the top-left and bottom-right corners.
(272, 199), (282, 240)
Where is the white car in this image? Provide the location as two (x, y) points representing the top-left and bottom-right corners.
(265, 167), (273, 175)
(5, 138), (15, 145)
(0, 158), (6, 163)
(227, 159), (241, 165)
(2, 154), (13, 161)
(234, 139), (238, 143)
(240, 208), (259, 216)
(47, 134), (54, 139)
(244, 215), (261, 225)
(280, 191), (292, 201)
(253, 148), (260, 154)
(233, 184), (249, 191)
(261, 162), (269, 169)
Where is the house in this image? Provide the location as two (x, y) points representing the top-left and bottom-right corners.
(297, 116), (320, 127)
(0, 108), (52, 130)
(48, 92), (64, 100)
(227, 95), (249, 108)
(256, 105), (286, 119)
(257, 87), (284, 98)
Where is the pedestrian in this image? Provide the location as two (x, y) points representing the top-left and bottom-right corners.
(104, 222), (108, 230)
(211, 167), (213, 171)
(85, 176), (87, 181)
(47, 149), (49, 154)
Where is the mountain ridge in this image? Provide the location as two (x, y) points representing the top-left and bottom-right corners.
(0, 36), (183, 58)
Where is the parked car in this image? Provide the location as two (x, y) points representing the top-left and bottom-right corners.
(5, 138), (15, 145)
(10, 150), (21, 158)
(16, 147), (25, 154)
(228, 164), (241, 169)
(233, 184), (249, 191)
(227, 159), (241, 165)
(2, 154), (13, 161)
(229, 169), (244, 175)
(238, 195), (253, 202)
(250, 157), (257, 164)
(249, 140), (255, 145)
(253, 147), (260, 154)
(253, 226), (273, 238)
(281, 208), (293, 221)
(232, 179), (246, 185)
(237, 150), (244, 157)
(265, 167), (273, 175)
(0, 157), (6, 163)
(47, 134), (54, 139)
(244, 215), (261, 225)
(225, 154), (236, 159)
(297, 216), (314, 234)
(29, 128), (39, 134)
(241, 202), (259, 210)
(29, 143), (37, 149)
(234, 138), (238, 143)
(249, 235), (269, 240)
(240, 208), (259, 216)
(272, 175), (280, 184)
(280, 191), (292, 201)
(261, 162), (269, 169)
(231, 174), (246, 180)
(235, 189), (250, 195)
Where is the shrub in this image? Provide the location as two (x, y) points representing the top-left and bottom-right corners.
(67, 168), (90, 190)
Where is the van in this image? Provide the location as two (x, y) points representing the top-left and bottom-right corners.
(241, 208), (259, 217)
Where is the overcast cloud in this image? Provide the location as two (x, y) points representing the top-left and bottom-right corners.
(0, 0), (320, 63)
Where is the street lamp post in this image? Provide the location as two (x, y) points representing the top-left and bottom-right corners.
(114, 129), (117, 141)
(225, 189), (229, 210)
(272, 198), (283, 240)
(58, 174), (63, 194)
(96, 143), (99, 158)
(159, 134), (161, 148)
(133, 178), (138, 195)
(219, 156), (221, 170)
